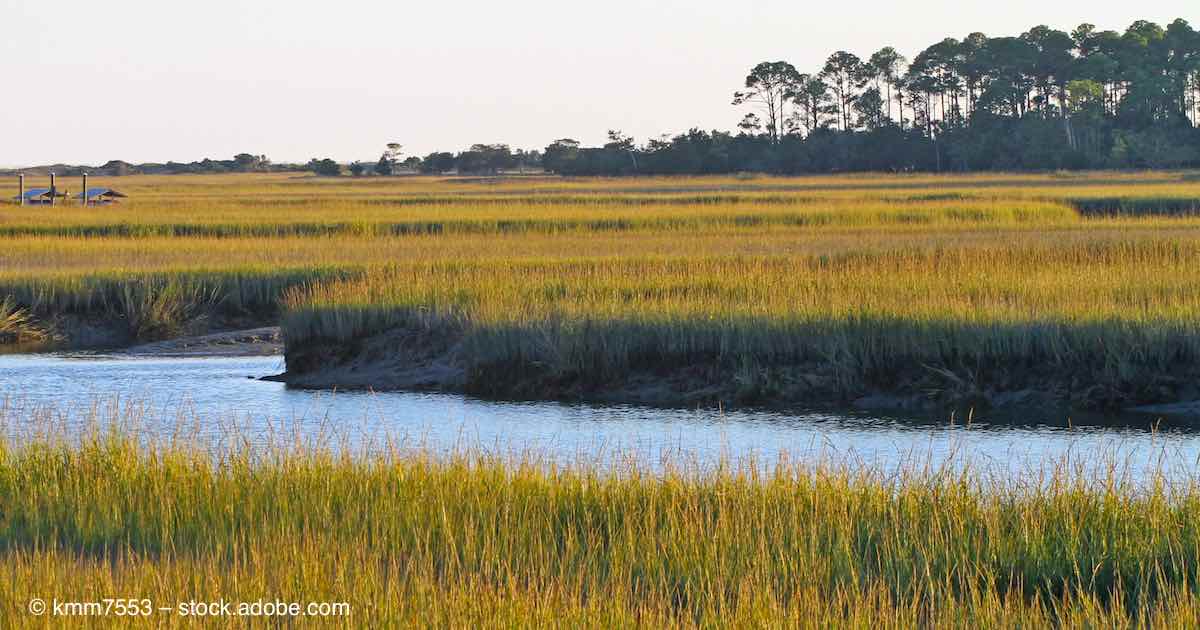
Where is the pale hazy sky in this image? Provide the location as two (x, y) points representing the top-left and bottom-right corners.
(2, 0), (1194, 166)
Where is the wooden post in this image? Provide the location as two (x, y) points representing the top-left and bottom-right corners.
(81, 173), (88, 206)
(49, 172), (55, 207)
(17, 174), (23, 206)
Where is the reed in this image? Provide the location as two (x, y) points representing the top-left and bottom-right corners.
(2, 404), (1200, 626)
(0, 197), (1084, 239)
(280, 239), (1200, 400)
(2, 172), (1199, 398)
(2, 171), (1199, 239)
(0, 299), (48, 344)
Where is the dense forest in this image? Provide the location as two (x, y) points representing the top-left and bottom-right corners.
(429, 18), (1200, 175)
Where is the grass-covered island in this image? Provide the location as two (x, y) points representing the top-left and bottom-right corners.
(4, 172), (1200, 414)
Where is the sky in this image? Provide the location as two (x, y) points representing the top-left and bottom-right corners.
(1, 0), (1194, 167)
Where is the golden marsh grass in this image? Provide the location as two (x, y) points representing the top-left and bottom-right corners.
(2, 403), (1200, 627)
(2, 171), (1200, 401)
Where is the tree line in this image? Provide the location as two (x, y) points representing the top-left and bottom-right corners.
(26, 20), (1200, 180)
(320, 144), (544, 177)
(383, 18), (1200, 176)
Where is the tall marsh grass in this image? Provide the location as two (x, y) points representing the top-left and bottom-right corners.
(0, 268), (362, 342)
(2, 404), (1200, 626)
(282, 240), (1200, 394)
(0, 299), (48, 344)
(1, 171), (1198, 238)
(4, 172), (1200, 392)
(0, 197), (1084, 238)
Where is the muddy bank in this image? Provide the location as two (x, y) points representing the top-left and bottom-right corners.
(1, 312), (279, 357)
(121, 327), (281, 357)
(277, 326), (1198, 416)
(278, 327), (466, 390)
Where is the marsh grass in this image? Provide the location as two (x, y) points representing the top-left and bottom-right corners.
(281, 240), (1200, 396)
(11, 173), (1200, 624)
(1069, 196), (1200, 216)
(0, 298), (48, 344)
(1, 171), (1197, 238)
(0, 197), (1082, 239)
(0, 268), (363, 342)
(3, 403), (1200, 626)
(4, 172), (1200, 395)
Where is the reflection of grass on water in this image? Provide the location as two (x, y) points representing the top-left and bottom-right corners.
(3, 405), (1200, 627)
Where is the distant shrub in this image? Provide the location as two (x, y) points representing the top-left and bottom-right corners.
(307, 158), (341, 177)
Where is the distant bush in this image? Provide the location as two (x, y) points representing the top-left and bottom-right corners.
(307, 158), (341, 177)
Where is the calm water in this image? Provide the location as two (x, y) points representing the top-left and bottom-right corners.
(1, 353), (1197, 480)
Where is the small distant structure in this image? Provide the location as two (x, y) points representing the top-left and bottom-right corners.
(13, 188), (68, 205)
(76, 188), (127, 205)
(12, 172), (126, 207)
